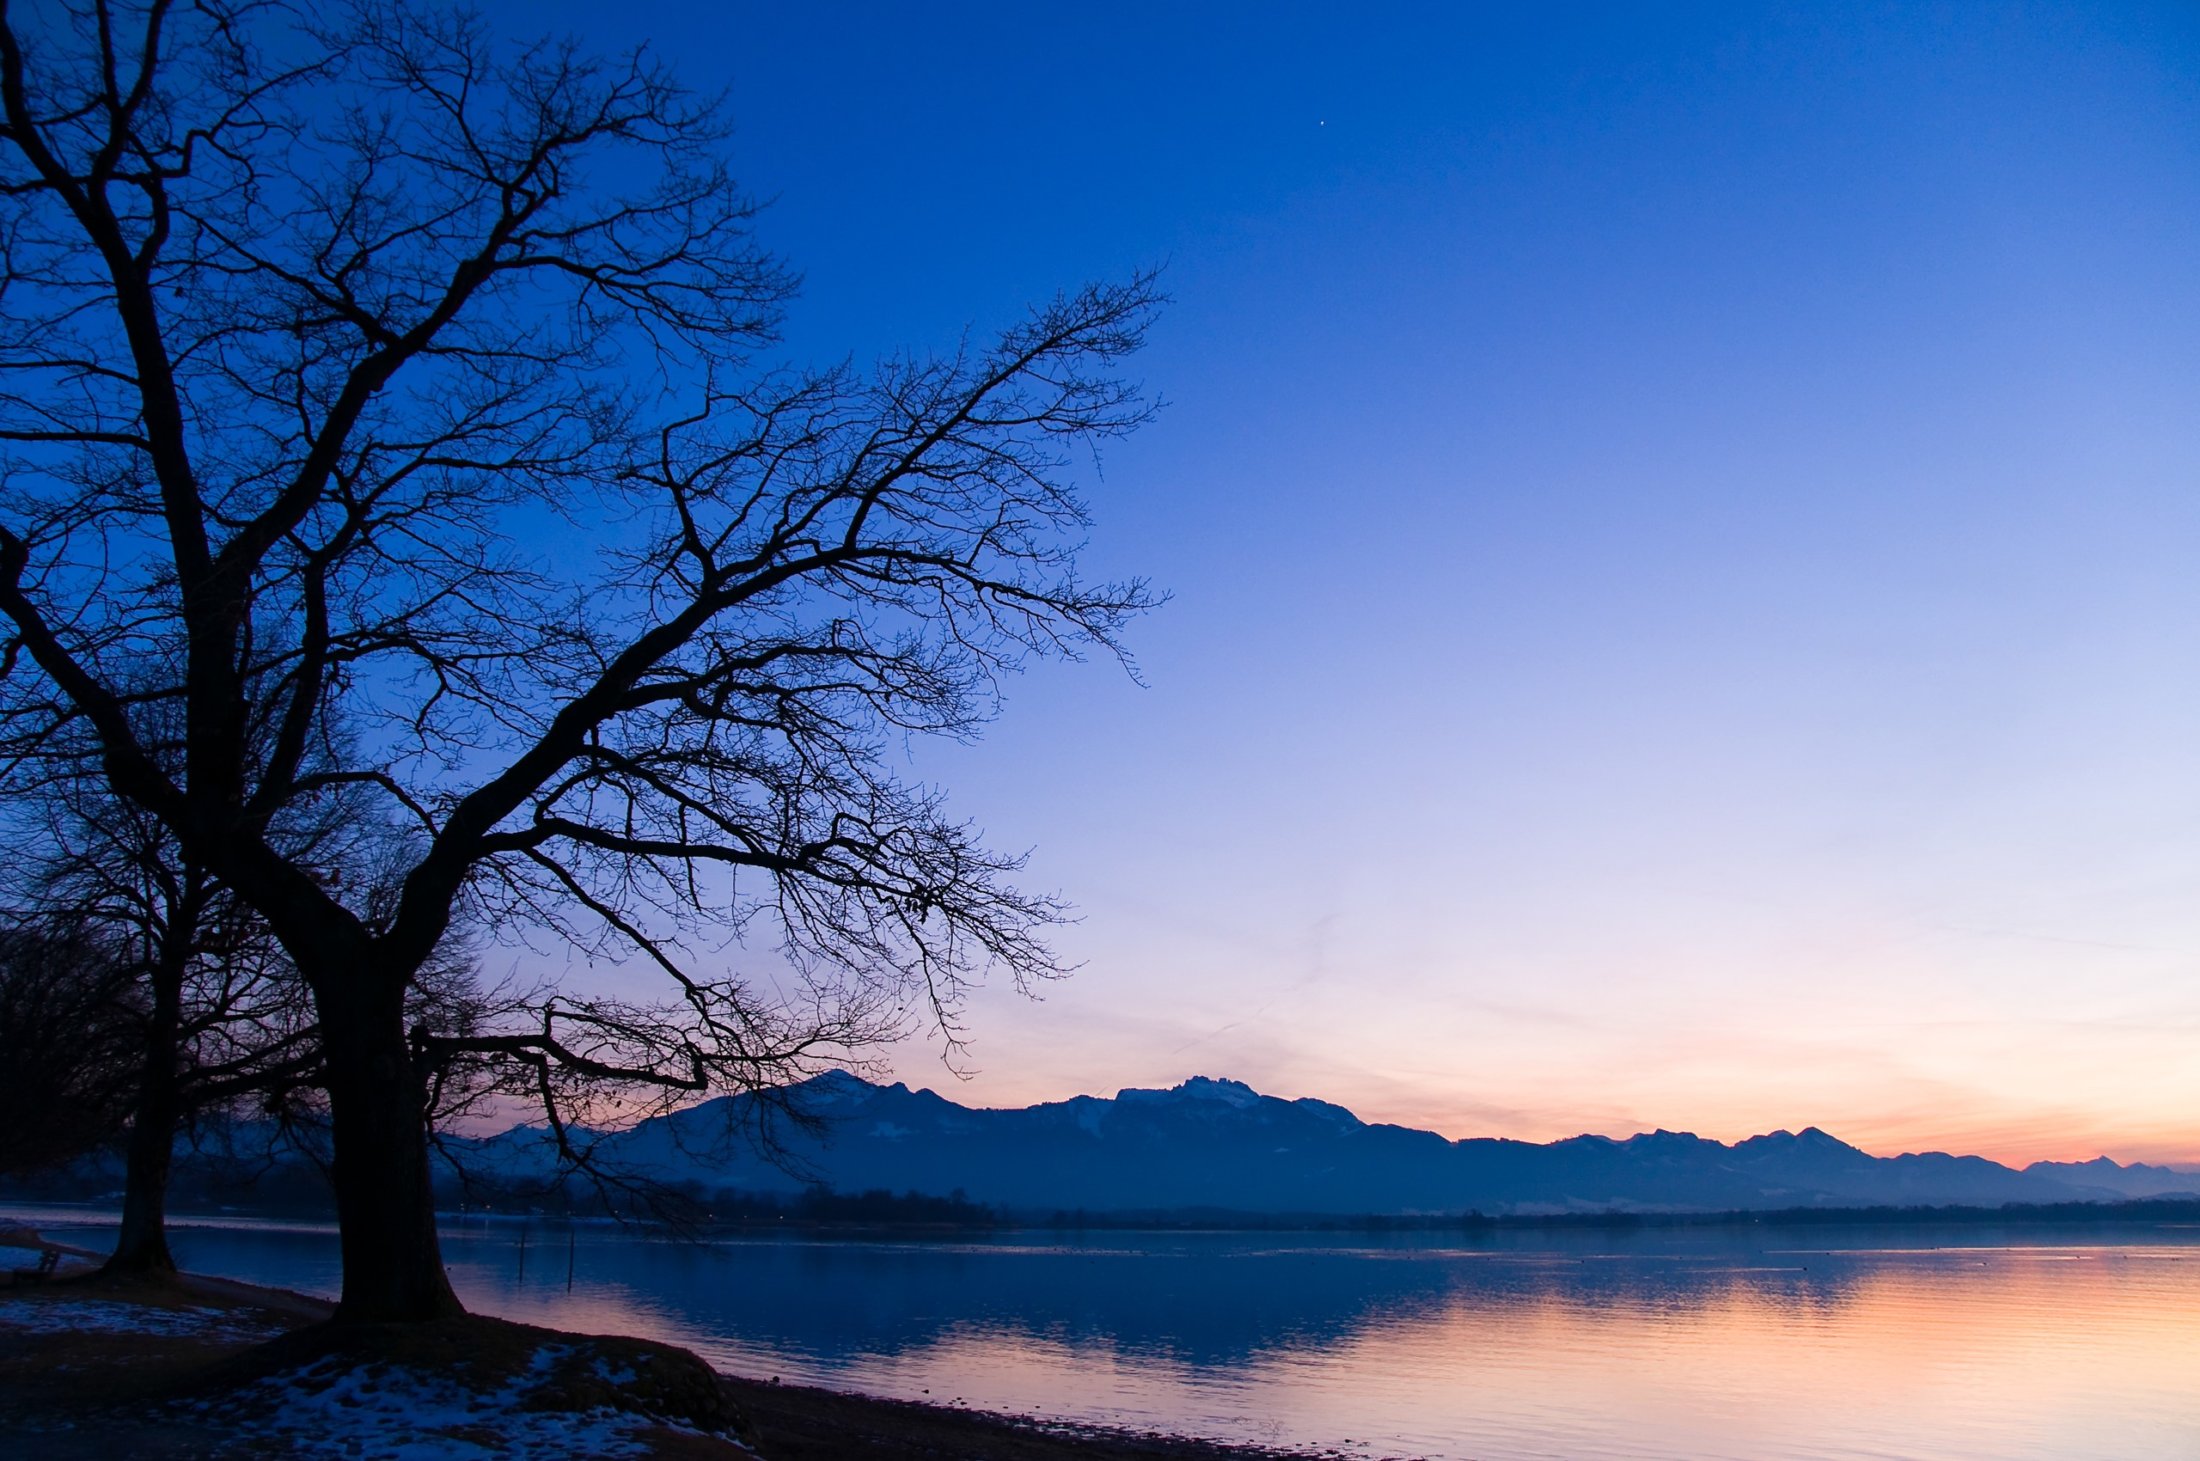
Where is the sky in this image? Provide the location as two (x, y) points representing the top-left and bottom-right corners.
(485, 1), (2200, 1165)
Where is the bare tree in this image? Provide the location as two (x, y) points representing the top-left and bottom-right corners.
(0, 0), (1158, 1322)
(8, 760), (497, 1270)
(0, 919), (139, 1176)
(28, 784), (318, 1271)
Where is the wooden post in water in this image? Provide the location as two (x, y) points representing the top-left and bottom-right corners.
(566, 1225), (576, 1293)
(517, 1224), (528, 1284)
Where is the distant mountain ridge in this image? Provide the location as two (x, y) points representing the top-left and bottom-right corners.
(2020, 1155), (2200, 1199)
(457, 1073), (2200, 1217)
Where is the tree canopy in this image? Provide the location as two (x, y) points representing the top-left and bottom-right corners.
(0, 0), (1157, 1320)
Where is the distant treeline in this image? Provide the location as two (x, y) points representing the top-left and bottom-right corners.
(701, 1185), (1003, 1228)
(440, 1175), (1006, 1230)
(1027, 1198), (2200, 1232)
(0, 1140), (1010, 1229)
(10, 1150), (2198, 1233)
(0, 1142), (338, 1217)
(1611, 1198), (2200, 1228)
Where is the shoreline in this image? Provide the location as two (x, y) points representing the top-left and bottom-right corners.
(12, 1192), (2200, 1240)
(0, 1240), (1360, 1461)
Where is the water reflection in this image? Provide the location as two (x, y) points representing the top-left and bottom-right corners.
(11, 1208), (2199, 1460)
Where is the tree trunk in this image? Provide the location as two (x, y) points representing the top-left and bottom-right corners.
(106, 962), (182, 1275)
(104, 1065), (178, 1273)
(321, 974), (462, 1323)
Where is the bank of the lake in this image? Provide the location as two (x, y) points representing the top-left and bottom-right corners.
(0, 1242), (1344, 1461)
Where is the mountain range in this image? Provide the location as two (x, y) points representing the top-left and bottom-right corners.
(456, 1073), (2200, 1217)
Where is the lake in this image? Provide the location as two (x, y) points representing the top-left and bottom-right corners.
(10, 1207), (2200, 1460)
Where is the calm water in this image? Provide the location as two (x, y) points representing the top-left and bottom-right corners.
(10, 1206), (2200, 1460)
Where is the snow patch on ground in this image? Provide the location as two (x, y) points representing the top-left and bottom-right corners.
(0, 1296), (281, 1341)
(193, 1342), (750, 1460)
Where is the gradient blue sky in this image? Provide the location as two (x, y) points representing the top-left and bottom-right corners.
(496, 1), (2200, 1163)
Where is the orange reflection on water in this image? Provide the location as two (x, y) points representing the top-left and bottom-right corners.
(1241, 1248), (2200, 1459)
(448, 1236), (2200, 1460)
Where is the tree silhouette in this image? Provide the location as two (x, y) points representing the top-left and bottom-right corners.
(0, 920), (139, 1178)
(23, 783), (317, 1272)
(7, 766), (489, 1272)
(0, 1), (1156, 1320)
